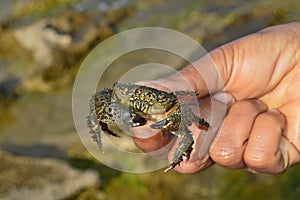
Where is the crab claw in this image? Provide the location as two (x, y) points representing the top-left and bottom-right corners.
(163, 131), (194, 172)
(150, 118), (168, 130)
(196, 117), (210, 130)
(164, 162), (179, 172)
(99, 121), (121, 138)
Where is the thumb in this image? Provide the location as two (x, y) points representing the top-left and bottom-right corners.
(137, 48), (229, 98)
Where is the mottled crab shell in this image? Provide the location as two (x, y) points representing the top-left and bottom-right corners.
(112, 82), (178, 115)
(87, 89), (131, 153)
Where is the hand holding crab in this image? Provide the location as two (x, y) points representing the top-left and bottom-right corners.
(88, 82), (210, 172)
(88, 22), (300, 174)
(132, 23), (300, 174)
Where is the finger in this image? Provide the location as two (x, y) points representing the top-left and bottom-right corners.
(280, 100), (300, 157)
(131, 124), (174, 157)
(210, 99), (267, 169)
(244, 109), (287, 173)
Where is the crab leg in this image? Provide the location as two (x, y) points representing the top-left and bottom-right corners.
(164, 129), (194, 172)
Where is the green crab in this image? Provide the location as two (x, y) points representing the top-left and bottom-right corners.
(87, 83), (210, 172)
(87, 88), (146, 153)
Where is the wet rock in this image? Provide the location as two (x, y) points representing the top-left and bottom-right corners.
(0, 0), (133, 97)
(12, 7), (132, 81)
(0, 78), (21, 99)
(0, 78), (21, 106)
(0, 150), (99, 200)
(13, 19), (70, 67)
(1, 144), (65, 159)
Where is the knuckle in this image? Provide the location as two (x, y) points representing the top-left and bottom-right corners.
(244, 150), (270, 170)
(256, 111), (282, 125)
(210, 146), (243, 168)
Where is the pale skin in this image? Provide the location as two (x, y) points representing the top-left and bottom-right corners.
(131, 22), (300, 174)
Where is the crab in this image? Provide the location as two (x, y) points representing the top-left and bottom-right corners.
(87, 83), (210, 172)
(87, 88), (146, 153)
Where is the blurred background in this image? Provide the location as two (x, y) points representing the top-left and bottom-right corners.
(0, 0), (300, 199)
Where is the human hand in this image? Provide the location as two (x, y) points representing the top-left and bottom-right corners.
(131, 22), (300, 174)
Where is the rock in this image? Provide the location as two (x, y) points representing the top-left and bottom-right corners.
(1, 144), (65, 159)
(0, 78), (21, 107)
(0, 78), (21, 99)
(0, 0), (133, 97)
(0, 150), (99, 200)
(12, 7), (132, 82)
(13, 19), (69, 67)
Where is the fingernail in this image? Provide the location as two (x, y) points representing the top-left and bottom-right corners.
(253, 99), (265, 105)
